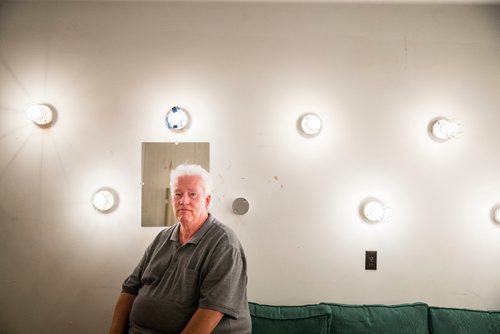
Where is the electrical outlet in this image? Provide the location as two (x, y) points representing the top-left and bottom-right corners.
(365, 251), (377, 270)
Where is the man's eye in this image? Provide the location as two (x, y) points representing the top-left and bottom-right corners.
(174, 193), (182, 198)
(189, 193), (198, 198)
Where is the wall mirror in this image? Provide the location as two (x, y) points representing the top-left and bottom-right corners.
(141, 142), (210, 227)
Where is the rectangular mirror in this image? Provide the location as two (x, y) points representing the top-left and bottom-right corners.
(141, 142), (210, 227)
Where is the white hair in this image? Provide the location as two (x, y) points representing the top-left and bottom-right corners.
(169, 164), (212, 196)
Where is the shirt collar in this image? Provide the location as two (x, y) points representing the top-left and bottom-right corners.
(170, 213), (215, 245)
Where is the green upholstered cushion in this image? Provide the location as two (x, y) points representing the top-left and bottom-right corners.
(249, 302), (332, 334)
(430, 307), (500, 334)
(322, 302), (430, 334)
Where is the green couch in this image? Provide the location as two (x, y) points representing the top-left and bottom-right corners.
(249, 302), (500, 334)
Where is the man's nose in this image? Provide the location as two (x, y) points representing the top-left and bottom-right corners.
(179, 194), (189, 204)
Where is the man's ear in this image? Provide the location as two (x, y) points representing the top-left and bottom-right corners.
(205, 195), (211, 208)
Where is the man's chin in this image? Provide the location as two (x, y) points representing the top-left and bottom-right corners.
(176, 213), (192, 223)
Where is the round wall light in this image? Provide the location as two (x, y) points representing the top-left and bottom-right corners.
(92, 189), (117, 213)
(431, 118), (462, 141)
(494, 207), (500, 223)
(299, 113), (322, 136)
(26, 104), (54, 126)
(232, 197), (250, 215)
(362, 200), (389, 223)
(166, 106), (188, 130)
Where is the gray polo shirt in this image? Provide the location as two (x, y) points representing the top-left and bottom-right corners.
(122, 214), (251, 334)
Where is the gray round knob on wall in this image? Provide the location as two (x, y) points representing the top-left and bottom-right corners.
(232, 197), (249, 215)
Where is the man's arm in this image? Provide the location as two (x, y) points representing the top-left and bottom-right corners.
(181, 308), (224, 334)
(108, 292), (136, 334)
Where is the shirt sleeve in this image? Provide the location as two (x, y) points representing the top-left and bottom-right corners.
(198, 241), (248, 319)
(121, 229), (167, 295)
(121, 247), (149, 295)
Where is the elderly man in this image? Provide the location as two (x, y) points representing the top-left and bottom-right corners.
(109, 164), (251, 334)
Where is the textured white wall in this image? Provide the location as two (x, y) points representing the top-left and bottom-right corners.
(1, 2), (500, 333)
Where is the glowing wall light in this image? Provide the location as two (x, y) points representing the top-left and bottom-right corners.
(299, 113), (322, 136)
(92, 189), (117, 213)
(26, 104), (54, 126)
(431, 118), (463, 141)
(166, 106), (188, 130)
(362, 200), (390, 223)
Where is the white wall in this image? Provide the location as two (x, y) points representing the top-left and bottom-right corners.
(1, 2), (500, 333)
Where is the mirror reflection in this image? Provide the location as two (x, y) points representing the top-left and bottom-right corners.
(141, 142), (210, 227)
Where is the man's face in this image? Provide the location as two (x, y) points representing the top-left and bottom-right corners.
(172, 175), (210, 225)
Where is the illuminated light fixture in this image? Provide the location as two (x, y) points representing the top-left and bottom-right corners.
(495, 207), (500, 223)
(300, 113), (322, 136)
(166, 106), (188, 130)
(26, 104), (53, 126)
(363, 200), (389, 223)
(92, 189), (116, 213)
(431, 118), (463, 141)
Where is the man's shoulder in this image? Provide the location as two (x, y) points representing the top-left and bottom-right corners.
(208, 216), (242, 249)
(150, 224), (176, 245)
(159, 224), (177, 236)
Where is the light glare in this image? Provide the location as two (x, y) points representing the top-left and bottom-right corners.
(26, 104), (53, 126)
(92, 190), (115, 212)
(363, 200), (388, 222)
(301, 114), (322, 135)
(432, 118), (462, 140)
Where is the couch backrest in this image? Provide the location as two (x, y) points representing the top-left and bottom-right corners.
(429, 306), (500, 334)
(249, 302), (500, 334)
(321, 302), (430, 334)
(249, 302), (332, 334)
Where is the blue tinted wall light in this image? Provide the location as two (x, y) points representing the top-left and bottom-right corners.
(166, 106), (188, 130)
